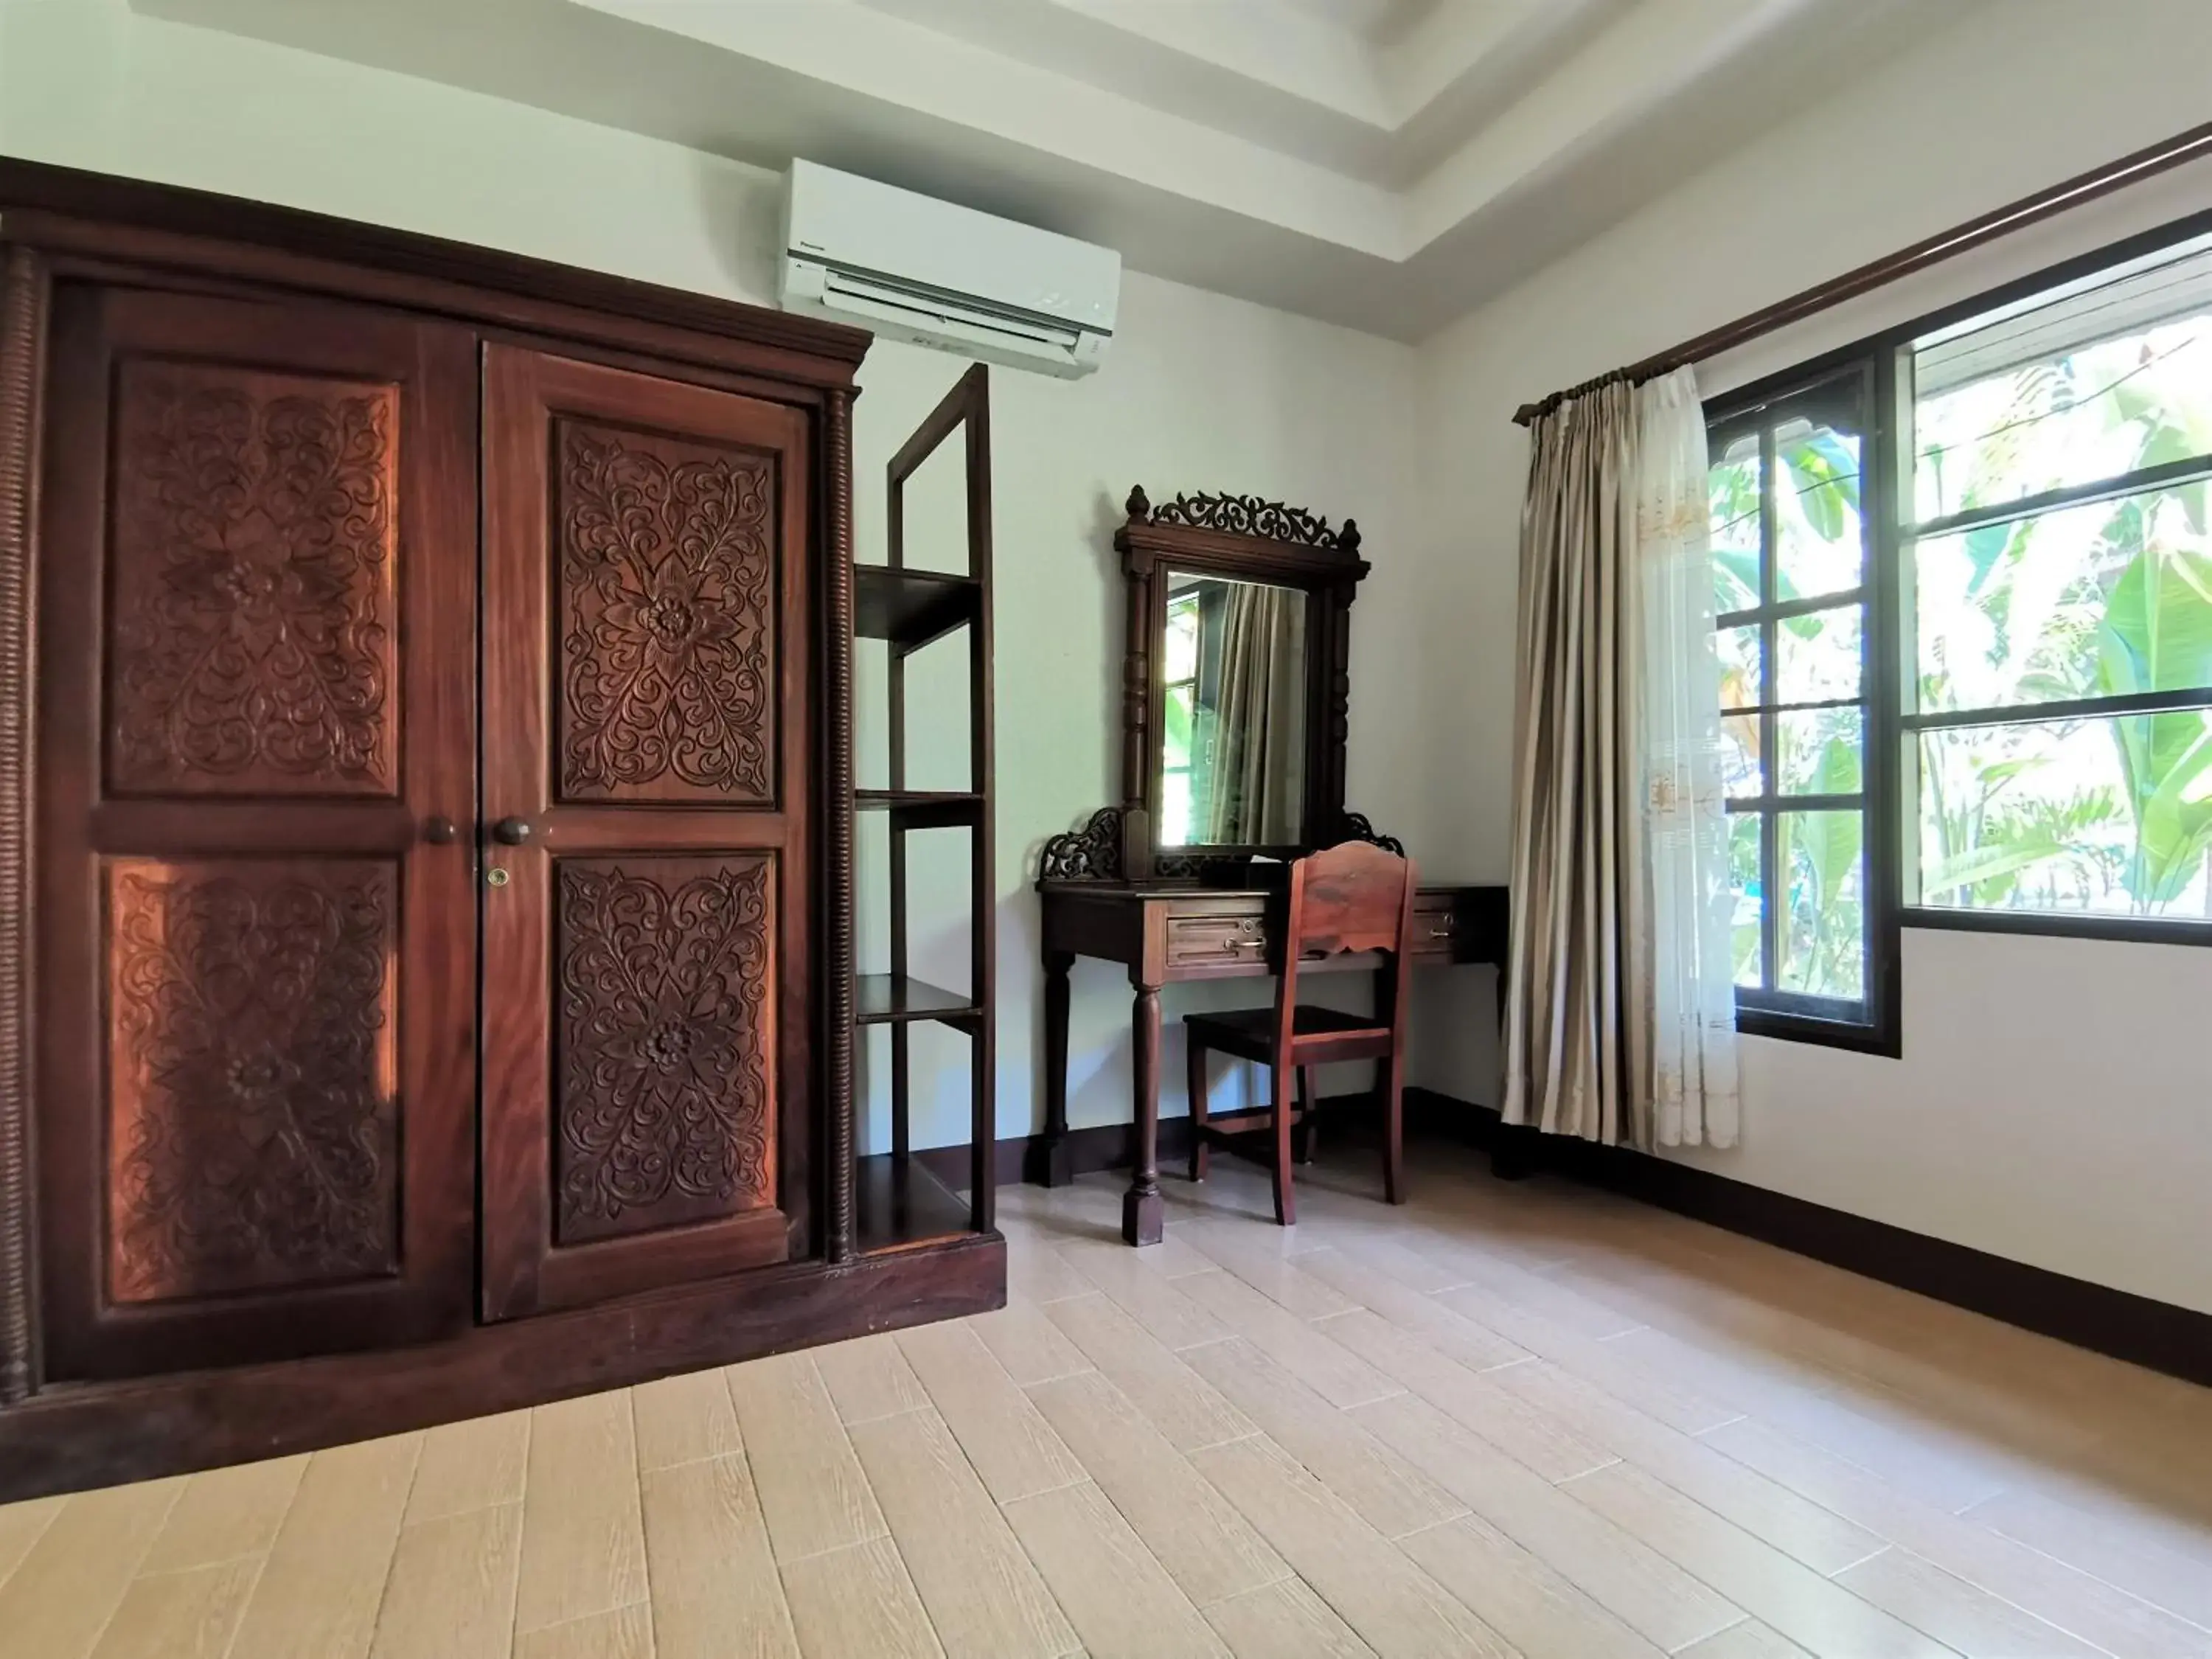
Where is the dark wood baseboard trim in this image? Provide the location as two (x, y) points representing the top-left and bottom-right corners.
(0, 1234), (1003, 1503)
(947, 1087), (2212, 1388)
(916, 1119), (1191, 1189)
(1562, 1146), (2212, 1388)
(911, 1086), (1480, 1190)
(1433, 1091), (2212, 1390)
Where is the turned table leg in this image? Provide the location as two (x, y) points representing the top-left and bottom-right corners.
(1122, 975), (1164, 1245)
(1033, 948), (1075, 1187)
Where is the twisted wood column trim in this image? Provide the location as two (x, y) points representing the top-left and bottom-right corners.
(0, 242), (48, 1404)
(824, 389), (857, 1263)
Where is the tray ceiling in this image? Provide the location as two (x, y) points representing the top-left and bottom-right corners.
(133, 0), (1971, 338)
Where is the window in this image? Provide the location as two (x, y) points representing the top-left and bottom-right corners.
(1708, 365), (1896, 1050)
(1705, 218), (2212, 1048)
(1902, 241), (2212, 929)
(1161, 587), (1203, 845)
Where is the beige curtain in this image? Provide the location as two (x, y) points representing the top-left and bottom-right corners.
(1206, 585), (1305, 844)
(1502, 381), (1649, 1146)
(1502, 372), (1741, 1148)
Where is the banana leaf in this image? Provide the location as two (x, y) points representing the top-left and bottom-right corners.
(2097, 540), (2212, 903)
(1780, 431), (1859, 540)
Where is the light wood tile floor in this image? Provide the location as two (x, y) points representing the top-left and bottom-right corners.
(4, 1139), (2211, 1659)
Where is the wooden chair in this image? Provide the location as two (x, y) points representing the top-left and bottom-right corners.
(1183, 841), (1416, 1225)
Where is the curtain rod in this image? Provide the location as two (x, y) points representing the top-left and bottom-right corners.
(1511, 119), (2212, 428)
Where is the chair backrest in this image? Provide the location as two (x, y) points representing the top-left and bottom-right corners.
(1275, 840), (1417, 1034)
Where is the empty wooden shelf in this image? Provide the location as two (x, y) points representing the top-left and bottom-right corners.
(856, 973), (986, 1027)
(855, 788), (987, 827)
(854, 564), (983, 651)
(854, 1154), (975, 1256)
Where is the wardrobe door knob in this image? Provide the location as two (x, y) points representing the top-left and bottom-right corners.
(423, 816), (458, 846)
(492, 817), (534, 846)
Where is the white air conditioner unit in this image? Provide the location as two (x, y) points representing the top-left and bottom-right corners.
(779, 160), (1119, 380)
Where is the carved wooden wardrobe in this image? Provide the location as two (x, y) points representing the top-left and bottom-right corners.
(0, 161), (1003, 1500)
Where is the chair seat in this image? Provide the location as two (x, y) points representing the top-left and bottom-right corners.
(1184, 1003), (1391, 1064)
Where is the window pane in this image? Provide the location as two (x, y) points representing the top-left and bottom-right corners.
(1710, 437), (1763, 614)
(1722, 712), (1762, 800)
(1729, 813), (1764, 988)
(1776, 603), (1863, 702)
(1164, 597), (1200, 681)
(1717, 623), (1761, 709)
(1776, 810), (1866, 999)
(1775, 422), (1863, 599)
(1917, 712), (2212, 917)
(1915, 479), (2212, 713)
(1161, 768), (1193, 848)
(1914, 308), (2212, 522)
(1777, 706), (1863, 796)
(1163, 683), (1195, 772)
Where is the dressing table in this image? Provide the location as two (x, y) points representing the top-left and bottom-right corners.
(1034, 489), (1506, 1245)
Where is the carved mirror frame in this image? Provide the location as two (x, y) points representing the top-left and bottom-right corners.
(1058, 487), (1376, 883)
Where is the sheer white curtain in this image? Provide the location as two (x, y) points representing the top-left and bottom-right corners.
(1634, 368), (1739, 1147)
(1503, 368), (1738, 1150)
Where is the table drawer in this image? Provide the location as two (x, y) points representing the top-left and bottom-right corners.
(1411, 896), (1461, 959)
(1166, 912), (1269, 967)
(1413, 888), (1508, 964)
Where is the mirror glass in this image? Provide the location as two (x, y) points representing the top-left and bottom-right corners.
(1159, 571), (1308, 847)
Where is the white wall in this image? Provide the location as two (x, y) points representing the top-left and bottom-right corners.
(0, 0), (1427, 1157)
(1409, 0), (2212, 1316)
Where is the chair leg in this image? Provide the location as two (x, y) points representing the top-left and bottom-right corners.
(1293, 1067), (1317, 1164)
(1381, 1051), (1405, 1206)
(1186, 1033), (1209, 1183)
(1271, 1060), (1297, 1226)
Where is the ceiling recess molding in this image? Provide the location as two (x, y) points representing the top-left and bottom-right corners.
(133, 0), (1973, 336)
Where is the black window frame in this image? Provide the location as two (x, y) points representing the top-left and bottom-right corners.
(1705, 352), (1902, 1057)
(1703, 202), (2212, 1054)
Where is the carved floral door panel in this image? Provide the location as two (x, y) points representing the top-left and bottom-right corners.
(479, 347), (810, 1321)
(33, 282), (480, 1382)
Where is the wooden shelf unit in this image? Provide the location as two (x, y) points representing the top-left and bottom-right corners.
(849, 364), (996, 1252)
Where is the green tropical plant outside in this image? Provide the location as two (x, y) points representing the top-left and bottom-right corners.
(1711, 293), (2212, 1007)
(1161, 596), (1200, 844)
(1915, 310), (2212, 918)
(1711, 425), (1869, 1000)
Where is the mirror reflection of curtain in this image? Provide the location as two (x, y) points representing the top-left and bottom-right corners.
(1203, 585), (1305, 843)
